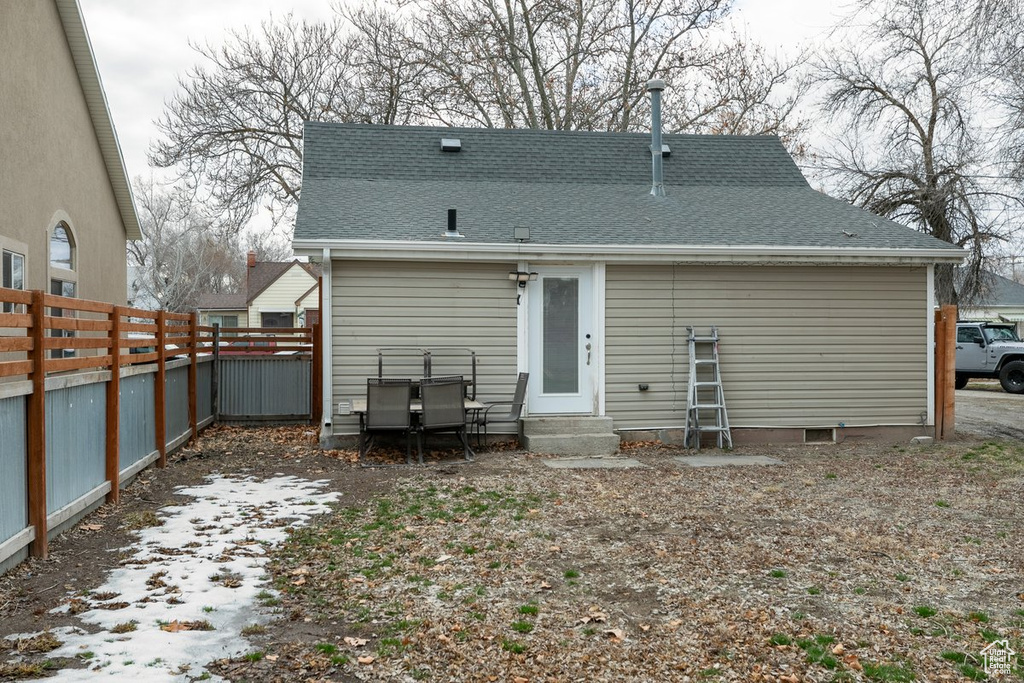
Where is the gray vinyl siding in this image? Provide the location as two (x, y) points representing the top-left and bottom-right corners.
(331, 260), (518, 434)
(605, 265), (929, 429)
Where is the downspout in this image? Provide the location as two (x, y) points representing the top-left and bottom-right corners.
(320, 248), (333, 442)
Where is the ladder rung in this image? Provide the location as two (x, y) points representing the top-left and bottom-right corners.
(691, 404), (724, 409)
(693, 359), (717, 364)
(694, 426), (729, 432)
(693, 381), (721, 387)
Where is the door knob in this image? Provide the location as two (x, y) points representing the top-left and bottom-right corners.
(585, 342), (592, 365)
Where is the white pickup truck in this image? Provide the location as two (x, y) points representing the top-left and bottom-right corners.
(955, 322), (1024, 393)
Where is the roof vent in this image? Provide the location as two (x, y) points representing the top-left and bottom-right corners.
(443, 208), (465, 238)
(647, 79), (666, 197)
(661, 144), (671, 158)
(441, 138), (461, 152)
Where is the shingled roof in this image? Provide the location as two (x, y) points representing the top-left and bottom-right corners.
(294, 122), (962, 256)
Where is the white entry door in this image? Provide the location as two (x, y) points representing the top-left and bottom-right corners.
(527, 267), (595, 414)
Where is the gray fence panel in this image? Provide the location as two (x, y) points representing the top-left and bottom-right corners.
(0, 395), (28, 545)
(165, 365), (190, 442)
(119, 372), (156, 471)
(45, 383), (105, 513)
(197, 359), (213, 423)
(219, 356), (310, 419)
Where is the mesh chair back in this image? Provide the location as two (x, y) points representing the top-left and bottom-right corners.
(367, 378), (412, 429)
(509, 372), (529, 419)
(420, 375), (465, 429)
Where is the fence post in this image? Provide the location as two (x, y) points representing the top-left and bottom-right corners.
(26, 290), (48, 558)
(311, 322), (322, 425)
(155, 310), (167, 467)
(212, 323), (220, 423)
(188, 312), (198, 441)
(938, 304), (957, 439)
(105, 306), (122, 504)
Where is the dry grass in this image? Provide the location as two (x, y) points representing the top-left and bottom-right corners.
(250, 439), (1024, 681)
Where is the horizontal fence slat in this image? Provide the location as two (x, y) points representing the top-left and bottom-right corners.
(124, 351), (158, 364)
(45, 317), (112, 332)
(0, 360), (33, 377)
(220, 326), (311, 335)
(46, 355), (112, 373)
(0, 337), (32, 352)
(0, 313), (33, 327)
(43, 337), (111, 350)
(120, 322), (158, 334)
(0, 287), (33, 305)
(43, 294), (114, 314)
(120, 306), (158, 319)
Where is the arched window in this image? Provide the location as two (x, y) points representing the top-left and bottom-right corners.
(50, 222), (75, 270)
(48, 221), (78, 358)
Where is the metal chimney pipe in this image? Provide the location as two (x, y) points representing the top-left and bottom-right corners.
(448, 208), (457, 232)
(647, 79), (666, 197)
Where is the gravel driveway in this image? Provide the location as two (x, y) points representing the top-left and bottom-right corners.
(956, 383), (1024, 440)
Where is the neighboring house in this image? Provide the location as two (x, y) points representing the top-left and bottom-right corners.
(196, 252), (320, 331)
(293, 95), (964, 448)
(0, 0), (141, 309)
(959, 271), (1024, 337)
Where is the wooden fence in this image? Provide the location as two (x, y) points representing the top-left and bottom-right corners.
(0, 286), (321, 566)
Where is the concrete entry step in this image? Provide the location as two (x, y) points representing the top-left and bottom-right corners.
(523, 433), (621, 456)
(520, 417), (620, 456)
(521, 416), (615, 436)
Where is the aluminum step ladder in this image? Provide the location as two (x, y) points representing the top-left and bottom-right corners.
(683, 326), (733, 450)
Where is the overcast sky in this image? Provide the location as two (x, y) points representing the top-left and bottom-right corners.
(78, 0), (850, 190)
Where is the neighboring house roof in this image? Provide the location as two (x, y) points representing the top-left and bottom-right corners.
(247, 260), (320, 301)
(196, 260), (320, 311)
(196, 293), (247, 311)
(54, 0), (142, 241)
(294, 123), (963, 262)
(973, 271), (1024, 307)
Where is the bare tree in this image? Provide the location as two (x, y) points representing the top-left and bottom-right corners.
(152, 2), (807, 229)
(150, 15), (363, 228)
(813, 0), (1023, 305)
(128, 179), (244, 313)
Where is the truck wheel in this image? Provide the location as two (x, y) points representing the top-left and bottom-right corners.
(999, 360), (1024, 394)
(955, 374), (968, 390)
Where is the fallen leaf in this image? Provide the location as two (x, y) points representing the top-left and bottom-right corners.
(605, 628), (625, 641)
(344, 637), (368, 647)
(832, 643), (845, 655)
(548, 546), (561, 552)
(357, 655), (375, 665)
(265, 654), (278, 662)
(80, 524), (103, 531)
(539, 581), (552, 590)
(844, 654), (863, 672)
(291, 577), (306, 586)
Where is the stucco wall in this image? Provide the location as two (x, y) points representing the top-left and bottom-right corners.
(0, 1), (128, 305)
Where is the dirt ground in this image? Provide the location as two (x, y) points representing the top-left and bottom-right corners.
(1, 424), (1022, 682)
(955, 382), (1024, 441)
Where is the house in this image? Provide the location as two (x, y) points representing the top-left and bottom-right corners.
(959, 270), (1024, 337)
(293, 84), (964, 451)
(0, 0), (141, 308)
(196, 252), (320, 330)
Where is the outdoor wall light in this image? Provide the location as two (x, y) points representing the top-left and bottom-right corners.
(508, 271), (538, 287)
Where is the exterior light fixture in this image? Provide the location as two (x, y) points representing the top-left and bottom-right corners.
(508, 271), (538, 288)
(508, 271), (538, 305)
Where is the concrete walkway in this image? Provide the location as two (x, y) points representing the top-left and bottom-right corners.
(542, 457), (647, 469)
(674, 455), (783, 467)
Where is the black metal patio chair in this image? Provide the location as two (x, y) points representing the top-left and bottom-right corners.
(417, 375), (473, 463)
(473, 372), (529, 446)
(360, 377), (413, 463)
